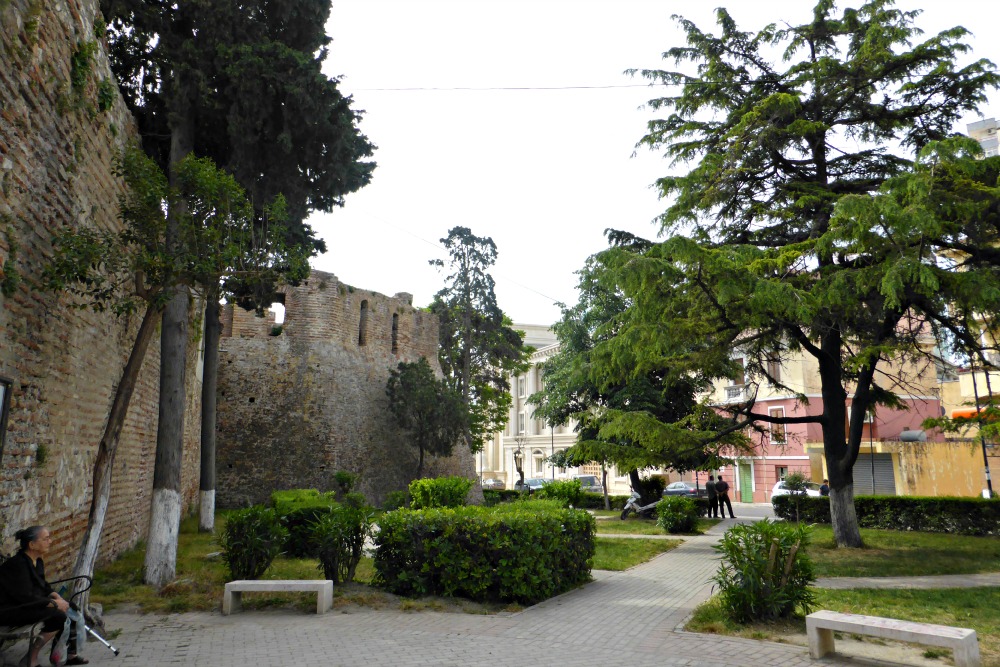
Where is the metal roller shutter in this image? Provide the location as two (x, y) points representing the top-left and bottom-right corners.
(852, 453), (896, 495)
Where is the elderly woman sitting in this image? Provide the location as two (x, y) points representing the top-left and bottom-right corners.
(0, 526), (87, 666)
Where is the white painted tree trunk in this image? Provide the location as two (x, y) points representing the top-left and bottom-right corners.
(199, 490), (214, 532)
(144, 488), (181, 587)
(829, 483), (862, 548)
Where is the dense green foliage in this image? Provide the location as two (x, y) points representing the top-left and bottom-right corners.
(386, 358), (468, 477)
(712, 520), (815, 623)
(535, 479), (585, 507)
(310, 504), (375, 584)
(429, 227), (530, 453)
(408, 476), (474, 509)
(270, 489), (338, 558)
(655, 496), (699, 534)
(772, 495), (1000, 535)
(590, 1), (1000, 547)
(373, 502), (594, 603)
(532, 246), (749, 503)
(219, 506), (288, 580)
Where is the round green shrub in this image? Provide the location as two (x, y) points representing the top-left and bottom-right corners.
(535, 479), (584, 507)
(220, 505), (288, 580)
(655, 495), (698, 533)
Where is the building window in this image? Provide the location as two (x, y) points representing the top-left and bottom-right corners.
(767, 357), (781, 384)
(391, 313), (399, 353)
(518, 412), (525, 434)
(733, 358), (746, 386)
(769, 407), (786, 443)
(533, 450), (544, 475)
(776, 466), (788, 480)
(0, 376), (11, 461)
(517, 376), (526, 398)
(358, 300), (369, 346)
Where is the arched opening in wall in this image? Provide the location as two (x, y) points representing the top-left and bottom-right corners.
(358, 299), (369, 346)
(391, 313), (399, 353)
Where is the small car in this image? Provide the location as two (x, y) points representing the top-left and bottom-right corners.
(513, 477), (548, 493)
(662, 481), (708, 498)
(771, 480), (823, 497)
(573, 474), (604, 494)
(482, 478), (505, 490)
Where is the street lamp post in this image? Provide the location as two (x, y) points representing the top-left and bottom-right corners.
(513, 447), (524, 493)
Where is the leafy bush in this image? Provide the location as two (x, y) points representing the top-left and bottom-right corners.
(310, 504), (375, 584)
(693, 497), (713, 517)
(333, 470), (357, 499)
(382, 490), (409, 511)
(373, 500), (594, 603)
(772, 494), (1000, 535)
(409, 476), (475, 509)
(656, 496), (699, 533)
(713, 519), (815, 623)
(271, 489), (338, 557)
(220, 505), (288, 580)
(633, 475), (666, 502)
(535, 478), (584, 507)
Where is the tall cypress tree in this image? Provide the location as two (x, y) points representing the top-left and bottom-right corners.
(99, 0), (375, 584)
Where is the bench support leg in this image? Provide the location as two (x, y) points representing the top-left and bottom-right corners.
(953, 638), (982, 667)
(317, 584), (333, 615)
(223, 590), (242, 616)
(807, 626), (835, 659)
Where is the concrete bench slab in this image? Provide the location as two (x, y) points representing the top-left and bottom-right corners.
(223, 580), (333, 615)
(806, 610), (980, 667)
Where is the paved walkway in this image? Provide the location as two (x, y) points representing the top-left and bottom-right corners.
(21, 516), (989, 667)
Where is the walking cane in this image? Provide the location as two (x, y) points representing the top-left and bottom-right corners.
(83, 623), (120, 656)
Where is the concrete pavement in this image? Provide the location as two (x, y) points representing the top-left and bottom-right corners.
(69, 517), (826, 667)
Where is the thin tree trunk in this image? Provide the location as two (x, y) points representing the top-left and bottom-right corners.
(199, 296), (221, 532)
(144, 73), (193, 587)
(417, 445), (424, 478)
(72, 305), (160, 605)
(601, 464), (610, 511)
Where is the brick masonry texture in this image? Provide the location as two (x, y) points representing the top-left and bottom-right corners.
(0, 0), (202, 574)
(216, 271), (475, 508)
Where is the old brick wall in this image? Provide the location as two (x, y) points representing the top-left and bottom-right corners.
(217, 271), (475, 507)
(0, 0), (202, 575)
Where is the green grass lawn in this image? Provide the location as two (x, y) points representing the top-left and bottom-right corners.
(592, 537), (680, 570)
(804, 524), (1000, 577)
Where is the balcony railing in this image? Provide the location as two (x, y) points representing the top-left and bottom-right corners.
(725, 385), (746, 401)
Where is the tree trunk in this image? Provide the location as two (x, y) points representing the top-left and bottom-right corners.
(601, 465), (610, 511)
(199, 296), (221, 532)
(144, 71), (193, 587)
(417, 445), (424, 478)
(818, 329), (864, 548)
(72, 304), (160, 604)
(829, 483), (861, 547)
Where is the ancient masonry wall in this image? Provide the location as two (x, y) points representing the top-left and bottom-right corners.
(0, 0), (202, 574)
(217, 271), (475, 507)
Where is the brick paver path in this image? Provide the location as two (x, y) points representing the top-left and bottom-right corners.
(68, 519), (825, 667)
(50, 517), (982, 666)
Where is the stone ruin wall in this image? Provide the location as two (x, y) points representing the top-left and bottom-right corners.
(0, 0), (203, 574)
(216, 271), (475, 507)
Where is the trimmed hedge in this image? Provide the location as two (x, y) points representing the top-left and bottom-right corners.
(271, 489), (339, 558)
(409, 476), (474, 509)
(483, 489), (632, 510)
(656, 496), (698, 533)
(373, 500), (595, 603)
(772, 495), (1000, 535)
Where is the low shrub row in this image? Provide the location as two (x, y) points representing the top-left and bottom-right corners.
(771, 494), (1000, 535)
(373, 500), (595, 603)
(482, 488), (633, 510)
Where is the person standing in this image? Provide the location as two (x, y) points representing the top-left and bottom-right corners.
(715, 474), (736, 518)
(820, 479), (830, 496)
(705, 475), (719, 518)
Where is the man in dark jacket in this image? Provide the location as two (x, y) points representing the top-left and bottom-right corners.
(715, 475), (736, 519)
(705, 475), (719, 518)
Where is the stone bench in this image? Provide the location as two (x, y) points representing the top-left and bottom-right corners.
(806, 610), (980, 667)
(223, 580), (333, 615)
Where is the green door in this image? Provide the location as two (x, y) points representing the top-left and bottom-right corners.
(738, 463), (753, 503)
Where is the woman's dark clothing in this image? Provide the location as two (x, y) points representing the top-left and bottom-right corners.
(0, 551), (66, 633)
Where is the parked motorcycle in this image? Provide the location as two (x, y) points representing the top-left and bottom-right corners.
(620, 490), (659, 519)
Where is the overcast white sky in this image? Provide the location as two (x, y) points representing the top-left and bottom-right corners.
(307, 0), (1000, 327)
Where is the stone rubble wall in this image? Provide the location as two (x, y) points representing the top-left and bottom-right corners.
(0, 0), (202, 574)
(217, 271), (475, 507)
